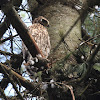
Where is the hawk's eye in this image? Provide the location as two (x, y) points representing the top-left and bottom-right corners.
(41, 19), (47, 23)
(41, 19), (49, 26)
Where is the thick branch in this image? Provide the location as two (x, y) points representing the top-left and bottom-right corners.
(0, 63), (41, 95)
(0, 64), (24, 100)
(1, 3), (44, 58)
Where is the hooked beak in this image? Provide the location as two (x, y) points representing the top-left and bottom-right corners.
(47, 24), (50, 27)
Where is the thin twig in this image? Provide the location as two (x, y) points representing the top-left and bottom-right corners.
(79, 43), (100, 82)
(79, 34), (100, 46)
(15, 6), (30, 12)
(0, 50), (13, 56)
(0, 50), (21, 58)
(55, 82), (75, 100)
(0, 86), (8, 100)
(0, 34), (18, 44)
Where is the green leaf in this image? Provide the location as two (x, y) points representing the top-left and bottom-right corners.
(93, 63), (100, 72)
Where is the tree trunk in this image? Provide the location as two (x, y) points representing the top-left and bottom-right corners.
(28, 1), (82, 99)
(31, 1), (81, 66)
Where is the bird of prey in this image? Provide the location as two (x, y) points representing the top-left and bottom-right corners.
(22, 16), (51, 74)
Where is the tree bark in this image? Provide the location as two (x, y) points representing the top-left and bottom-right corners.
(27, 0), (100, 99)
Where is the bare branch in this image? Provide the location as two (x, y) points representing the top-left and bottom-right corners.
(0, 34), (18, 44)
(0, 63), (41, 95)
(0, 50), (21, 57)
(2, 3), (45, 57)
(1, 2), (49, 68)
(0, 50), (13, 56)
(0, 63), (24, 100)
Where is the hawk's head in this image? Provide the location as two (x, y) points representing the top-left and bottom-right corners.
(33, 16), (49, 27)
